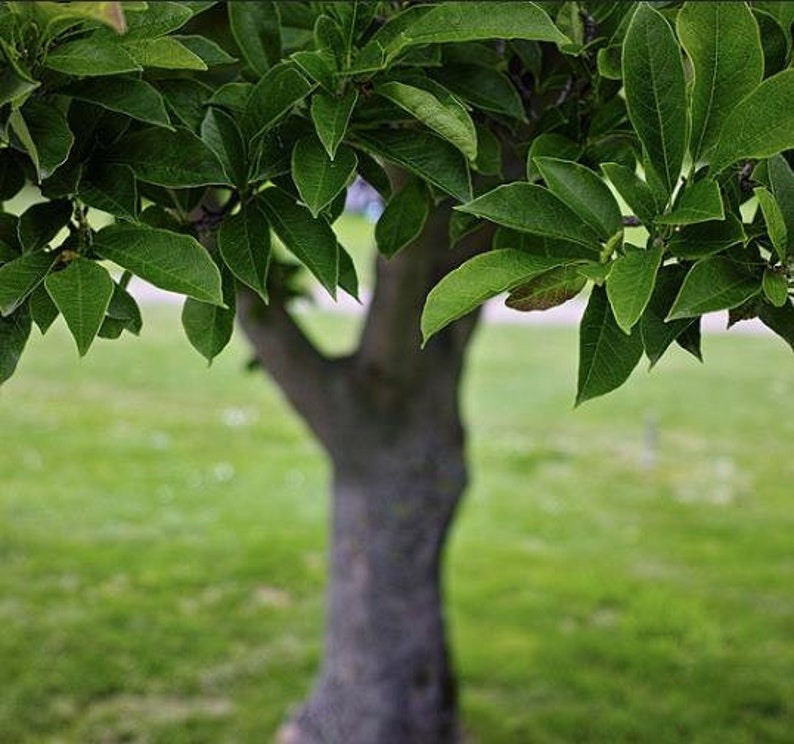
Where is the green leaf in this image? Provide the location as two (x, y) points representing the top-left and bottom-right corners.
(121, 1), (192, 39)
(0, 151), (25, 202)
(456, 183), (602, 248)
(355, 129), (472, 203)
(677, 2), (763, 162)
(160, 78), (213, 132)
(534, 157), (622, 239)
(122, 37), (207, 70)
(355, 150), (392, 200)
(308, 95), (353, 157)
(601, 162), (657, 225)
(711, 70), (794, 174)
(375, 179), (430, 258)
(93, 224), (223, 305)
(762, 268), (788, 307)
(656, 179), (724, 226)
(754, 187), (788, 262)
(208, 82), (253, 119)
(576, 285), (644, 405)
(667, 256), (762, 320)
(175, 35), (237, 67)
(259, 188), (339, 296)
(622, 4), (687, 196)
(201, 108), (247, 189)
(505, 265), (586, 312)
(106, 281), (142, 335)
(244, 63), (313, 139)
(292, 50), (336, 92)
(606, 245), (663, 334)
(375, 80), (477, 161)
(8, 108), (39, 176)
(433, 65), (525, 121)
(640, 264), (697, 368)
(78, 163), (138, 221)
(421, 249), (564, 343)
(44, 258), (113, 356)
(0, 304), (32, 385)
(767, 155), (794, 256)
(181, 268), (235, 365)
(758, 299), (794, 351)
(0, 68), (39, 109)
(109, 127), (227, 188)
(292, 137), (357, 218)
(527, 134), (582, 181)
(29, 284), (59, 335)
(228, 0), (281, 76)
(18, 200), (72, 252)
(401, 2), (569, 48)
(45, 38), (141, 76)
(667, 215), (745, 260)
(0, 250), (57, 316)
(61, 78), (172, 129)
(20, 101), (74, 179)
(337, 243), (359, 301)
(218, 198), (271, 301)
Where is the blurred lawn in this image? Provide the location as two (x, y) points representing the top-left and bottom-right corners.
(0, 294), (792, 742)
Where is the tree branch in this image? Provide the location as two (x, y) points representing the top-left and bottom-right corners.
(236, 289), (345, 453)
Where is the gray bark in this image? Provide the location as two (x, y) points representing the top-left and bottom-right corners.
(237, 192), (491, 743)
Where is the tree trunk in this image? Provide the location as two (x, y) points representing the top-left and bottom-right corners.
(237, 193), (489, 743)
(282, 418), (467, 744)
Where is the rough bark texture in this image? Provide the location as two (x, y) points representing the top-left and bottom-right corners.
(237, 189), (490, 743)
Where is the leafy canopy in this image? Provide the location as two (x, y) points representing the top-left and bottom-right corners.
(0, 1), (791, 403)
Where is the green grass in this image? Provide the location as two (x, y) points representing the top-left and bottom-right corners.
(0, 303), (792, 743)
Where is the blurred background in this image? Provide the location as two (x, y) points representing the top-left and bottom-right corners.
(1, 188), (793, 743)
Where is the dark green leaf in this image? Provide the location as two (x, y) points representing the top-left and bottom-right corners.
(337, 243), (359, 301)
(44, 258), (114, 356)
(433, 65), (525, 121)
(711, 70), (794, 174)
(109, 127), (227, 188)
(375, 179), (430, 258)
(79, 163), (138, 221)
(606, 245), (663, 333)
(527, 134), (582, 181)
(668, 215), (745, 260)
(229, 0), (281, 76)
(201, 108), (247, 189)
(668, 256), (762, 320)
(292, 137), (357, 218)
(375, 80), (477, 161)
(208, 82), (253, 118)
(675, 318), (703, 362)
(356, 129), (471, 203)
(534, 157), (623, 239)
(0, 304), (32, 385)
(577, 284), (644, 405)
(457, 183), (602, 248)
(181, 268), (235, 364)
(292, 49), (336, 91)
(762, 268), (788, 307)
(22, 101), (74, 179)
(106, 281), (142, 334)
(159, 78), (213, 132)
(767, 154), (794, 256)
(759, 299), (794, 351)
(0, 250), (57, 316)
(677, 2), (763, 161)
(640, 264), (697, 367)
(244, 63), (313, 139)
(93, 224), (223, 304)
(754, 187), (788, 262)
(355, 150), (392, 200)
(0, 151), (25, 201)
(259, 188), (338, 296)
(656, 179), (724, 226)
(422, 249), (564, 342)
(45, 38), (141, 77)
(218, 198), (271, 301)
(18, 200), (72, 252)
(401, 2), (569, 47)
(601, 162), (657, 224)
(28, 283), (59, 335)
(175, 35), (237, 67)
(61, 78), (172, 129)
(8, 108), (39, 176)
(505, 265), (586, 312)
(311, 88), (357, 160)
(622, 4), (687, 196)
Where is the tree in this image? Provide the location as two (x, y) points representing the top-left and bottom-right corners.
(0, 1), (792, 741)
